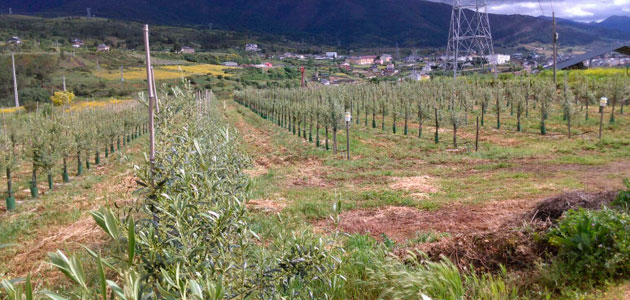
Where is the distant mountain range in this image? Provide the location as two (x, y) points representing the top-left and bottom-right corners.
(592, 16), (630, 33)
(2, 0), (629, 47)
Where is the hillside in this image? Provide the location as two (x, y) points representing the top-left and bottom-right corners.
(593, 16), (630, 33)
(2, 0), (630, 47)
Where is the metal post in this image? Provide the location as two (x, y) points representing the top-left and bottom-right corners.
(11, 53), (19, 107)
(144, 25), (155, 171)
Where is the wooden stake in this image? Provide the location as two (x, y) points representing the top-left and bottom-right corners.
(144, 25), (155, 172)
(11, 53), (19, 107)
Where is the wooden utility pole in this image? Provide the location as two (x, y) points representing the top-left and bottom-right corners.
(144, 25), (155, 171)
(11, 53), (19, 107)
(552, 12), (558, 85)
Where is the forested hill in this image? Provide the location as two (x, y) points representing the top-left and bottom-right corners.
(2, 0), (630, 47)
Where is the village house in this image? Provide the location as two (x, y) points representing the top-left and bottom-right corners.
(408, 71), (430, 81)
(7, 36), (21, 45)
(346, 55), (377, 65)
(97, 44), (110, 52)
(326, 52), (338, 59)
(71, 38), (84, 48)
(180, 46), (195, 54)
(222, 61), (239, 67)
(246, 43), (260, 51)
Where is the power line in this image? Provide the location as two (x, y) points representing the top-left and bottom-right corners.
(537, 0), (546, 16)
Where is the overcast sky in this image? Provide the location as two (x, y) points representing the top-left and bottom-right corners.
(433, 0), (630, 22)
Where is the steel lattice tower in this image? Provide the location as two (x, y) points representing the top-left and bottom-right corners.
(446, 0), (496, 78)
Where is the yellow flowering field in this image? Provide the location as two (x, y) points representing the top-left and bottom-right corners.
(66, 99), (134, 111)
(0, 107), (24, 113)
(94, 64), (237, 81)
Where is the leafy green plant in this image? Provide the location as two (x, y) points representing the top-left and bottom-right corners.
(546, 208), (630, 286)
(612, 178), (630, 208)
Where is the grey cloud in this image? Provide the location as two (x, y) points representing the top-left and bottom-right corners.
(432, 0), (630, 22)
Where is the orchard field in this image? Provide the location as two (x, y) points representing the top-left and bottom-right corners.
(2, 67), (630, 299)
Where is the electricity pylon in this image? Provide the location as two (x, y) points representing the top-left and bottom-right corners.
(446, 0), (496, 78)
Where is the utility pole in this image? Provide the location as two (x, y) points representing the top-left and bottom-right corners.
(11, 53), (19, 107)
(300, 66), (305, 88)
(63, 75), (67, 91)
(553, 12), (558, 85)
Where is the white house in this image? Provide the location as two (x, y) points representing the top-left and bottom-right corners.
(7, 36), (21, 45)
(180, 46), (195, 54)
(486, 54), (511, 65)
(326, 52), (338, 59)
(97, 44), (110, 52)
(246, 44), (259, 51)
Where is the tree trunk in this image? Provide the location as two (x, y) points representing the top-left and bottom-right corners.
(63, 157), (70, 182)
(30, 166), (38, 199)
(77, 151), (83, 176)
(392, 114), (397, 134)
(381, 105), (385, 131)
(453, 123), (457, 148)
(567, 112), (572, 138)
(418, 105), (423, 138)
(309, 115), (313, 142)
(325, 126), (329, 151)
(7, 167), (13, 199)
(333, 126), (338, 154)
(434, 107), (439, 144)
(316, 117), (320, 147)
(496, 97), (501, 129)
(481, 102), (486, 127)
(475, 116), (480, 152)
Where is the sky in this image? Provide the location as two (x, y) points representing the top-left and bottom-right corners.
(434, 0), (630, 22)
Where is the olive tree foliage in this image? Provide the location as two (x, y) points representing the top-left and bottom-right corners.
(0, 101), (145, 201)
(16, 82), (345, 300)
(235, 76), (621, 154)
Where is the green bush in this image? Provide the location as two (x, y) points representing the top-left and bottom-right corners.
(546, 208), (630, 285)
(18, 88), (51, 104)
(613, 179), (630, 208)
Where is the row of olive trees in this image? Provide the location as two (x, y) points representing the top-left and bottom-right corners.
(1, 82), (347, 300)
(0, 103), (146, 210)
(236, 76), (629, 153)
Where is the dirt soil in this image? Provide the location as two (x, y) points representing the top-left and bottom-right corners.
(317, 190), (621, 270)
(527, 191), (618, 221)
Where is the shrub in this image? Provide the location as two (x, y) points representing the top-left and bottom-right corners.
(50, 91), (76, 106)
(546, 208), (630, 285)
(18, 88), (51, 104)
(612, 179), (630, 208)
